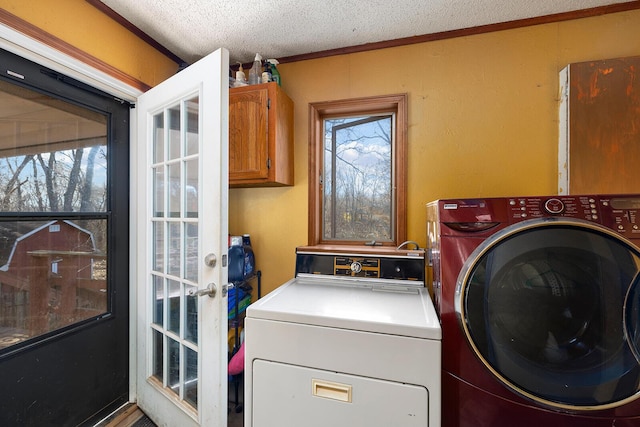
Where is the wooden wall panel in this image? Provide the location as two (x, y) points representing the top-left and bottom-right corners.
(567, 56), (640, 194)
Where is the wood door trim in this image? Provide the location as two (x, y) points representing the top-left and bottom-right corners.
(0, 8), (151, 92)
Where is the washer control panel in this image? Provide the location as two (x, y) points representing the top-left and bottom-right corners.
(543, 198), (565, 214)
(508, 196), (598, 220)
(506, 195), (640, 237)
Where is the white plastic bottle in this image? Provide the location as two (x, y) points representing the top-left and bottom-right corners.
(248, 53), (262, 85)
(234, 62), (246, 87)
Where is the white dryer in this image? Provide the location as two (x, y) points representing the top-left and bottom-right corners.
(244, 247), (441, 427)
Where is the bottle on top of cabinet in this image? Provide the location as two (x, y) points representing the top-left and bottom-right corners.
(233, 62), (247, 87)
(248, 53), (262, 85)
(266, 59), (281, 86)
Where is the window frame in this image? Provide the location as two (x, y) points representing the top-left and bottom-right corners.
(308, 93), (408, 248)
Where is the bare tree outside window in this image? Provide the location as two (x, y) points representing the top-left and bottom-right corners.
(0, 80), (109, 349)
(0, 143), (107, 213)
(323, 115), (393, 241)
(309, 94), (407, 247)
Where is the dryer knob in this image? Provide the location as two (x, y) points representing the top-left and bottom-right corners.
(544, 198), (565, 214)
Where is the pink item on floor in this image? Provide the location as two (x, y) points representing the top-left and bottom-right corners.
(228, 342), (245, 375)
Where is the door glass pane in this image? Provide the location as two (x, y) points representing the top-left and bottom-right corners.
(184, 223), (198, 282)
(185, 346), (198, 408)
(152, 221), (164, 272)
(167, 279), (180, 336)
(168, 337), (180, 396)
(185, 158), (198, 218)
(168, 106), (181, 161)
(168, 162), (181, 218)
(185, 97), (199, 156)
(167, 222), (180, 277)
(0, 219), (107, 349)
(152, 329), (163, 380)
(153, 113), (164, 164)
(148, 97), (201, 410)
(185, 284), (197, 344)
(0, 85), (108, 214)
(0, 80), (109, 352)
(153, 166), (164, 217)
(153, 275), (164, 326)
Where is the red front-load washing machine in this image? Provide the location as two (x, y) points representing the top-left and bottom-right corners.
(426, 195), (640, 427)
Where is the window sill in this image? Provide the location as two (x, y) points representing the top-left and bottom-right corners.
(297, 244), (424, 257)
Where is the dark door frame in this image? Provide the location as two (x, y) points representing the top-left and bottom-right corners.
(0, 48), (130, 427)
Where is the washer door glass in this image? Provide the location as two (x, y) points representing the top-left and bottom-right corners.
(458, 220), (640, 409)
(625, 273), (640, 364)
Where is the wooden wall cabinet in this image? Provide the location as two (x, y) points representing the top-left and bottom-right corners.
(229, 82), (294, 187)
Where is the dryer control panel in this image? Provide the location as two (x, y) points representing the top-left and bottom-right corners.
(295, 251), (425, 282)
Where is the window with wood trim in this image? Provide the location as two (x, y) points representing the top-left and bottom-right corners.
(308, 94), (407, 247)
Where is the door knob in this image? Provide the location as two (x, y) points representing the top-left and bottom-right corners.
(204, 253), (217, 267)
(189, 282), (217, 298)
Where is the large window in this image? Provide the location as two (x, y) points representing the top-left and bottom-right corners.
(308, 94), (407, 247)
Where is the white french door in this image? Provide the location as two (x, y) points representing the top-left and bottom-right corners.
(134, 48), (229, 426)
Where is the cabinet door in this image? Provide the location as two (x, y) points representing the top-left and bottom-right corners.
(229, 82), (294, 187)
(229, 86), (269, 182)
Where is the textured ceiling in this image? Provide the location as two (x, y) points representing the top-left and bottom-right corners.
(100, 0), (633, 65)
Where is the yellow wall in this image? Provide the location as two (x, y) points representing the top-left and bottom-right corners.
(5, 3), (640, 297)
(2, 0), (177, 86)
(231, 10), (640, 296)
